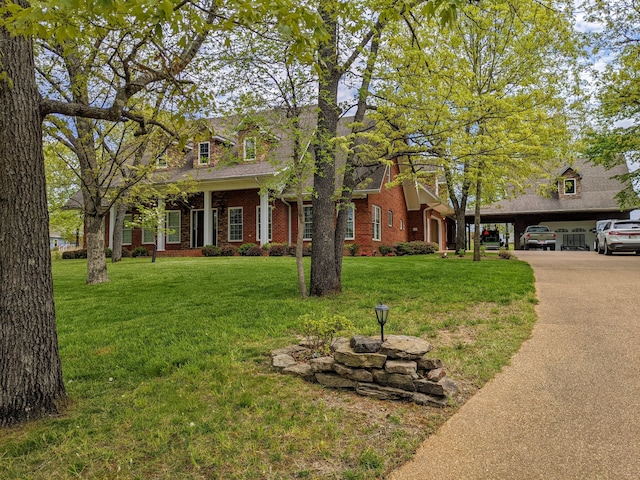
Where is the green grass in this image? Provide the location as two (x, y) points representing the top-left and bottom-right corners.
(1, 254), (537, 479)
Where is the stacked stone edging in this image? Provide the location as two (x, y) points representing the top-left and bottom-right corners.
(271, 334), (458, 408)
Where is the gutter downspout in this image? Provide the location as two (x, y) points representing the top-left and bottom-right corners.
(424, 207), (432, 243)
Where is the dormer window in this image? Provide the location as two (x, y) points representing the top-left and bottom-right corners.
(563, 178), (576, 195)
(156, 154), (167, 168)
(244, 137), (256, 161)
(198, 142), (210, 165)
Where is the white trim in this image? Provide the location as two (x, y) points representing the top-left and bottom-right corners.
(165, 210), (180, 244)
(244, 137), (256, 161)
(303, 205), (313, 240)
(563, 178), (577, 195)
(156, 154), (168, 168)
(198, 141), (210, 165)
(257, 196), (272, 245)
(122, 214), (132, 246)
(203, 191), (212, 246)
(345, 205), (355, 241)
(157, 198), (166, 251)
(372, 205), (382, 241)
(228, 206), (243, 242)
(142, 227), (155, 244)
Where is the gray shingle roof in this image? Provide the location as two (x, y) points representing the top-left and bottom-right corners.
(471, 159), (635, 217)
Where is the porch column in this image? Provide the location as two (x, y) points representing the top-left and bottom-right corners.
(157, 197), (166, 251)
(203, 190), (212, 246)
(260, 191), (269, 246)
(424, 208), (431, 242)
(108, 205), (115, 249)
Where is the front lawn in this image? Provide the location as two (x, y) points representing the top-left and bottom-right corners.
(1, 255), (536, 479)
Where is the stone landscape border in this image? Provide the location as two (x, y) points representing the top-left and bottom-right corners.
(271, 334), (458, 407)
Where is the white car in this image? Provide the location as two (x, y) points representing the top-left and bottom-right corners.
(592, 219), (616, 252)
(597, 219), (640, 255)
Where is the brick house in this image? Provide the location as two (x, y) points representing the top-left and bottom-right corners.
(86, 110), (454, 255)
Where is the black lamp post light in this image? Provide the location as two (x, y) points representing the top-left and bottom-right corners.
(374, 304), (390, 342)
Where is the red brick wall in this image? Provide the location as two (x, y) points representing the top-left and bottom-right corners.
(101, 160), (450, 255)
(356, 162), (411, 254)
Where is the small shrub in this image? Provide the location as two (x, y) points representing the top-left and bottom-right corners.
(268, 243), (287, 256)
(132, 246), (148, 257)
(74, 249), (88, 259)
(345, 243), (360, 257)
(378, 244), (394, 256)
(498, 247), (513, 260)
(245, 245), (263, 256)
(410, 240), (438, 254)
(220, 245), (237, 256)
(393, 242), (412, 256)
(104, 248), (113, 258)
(300, 314), (354, 356)
(238, 243), (258, 256)
(202, 245), (221, 257)
(121, 247), (132, 258)
(394, 241), (438, 256)
(61, 250), (77, 260)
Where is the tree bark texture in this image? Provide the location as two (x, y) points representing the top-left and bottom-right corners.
(0, 21), (67, 426)
(473, 174), (482, 262)
(111, 202), (126, 262)
(84, 214), (109, 284)
(310, 0), (342, 296)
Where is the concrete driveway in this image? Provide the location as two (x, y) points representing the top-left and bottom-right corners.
(390, 250), (640, 479)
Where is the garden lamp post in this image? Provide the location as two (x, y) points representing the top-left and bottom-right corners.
(374, 304), (390, 342)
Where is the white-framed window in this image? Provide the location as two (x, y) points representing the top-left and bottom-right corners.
(303, 205), (313, 240)
(387, 165), (392, 184)
(244, 137), (256, 161)
(228, 207), (243, 242)
(198, 141), (210, 165)
(123, 214), (132, 245)
(156, 154), (167, 168)
(166, 210), (181, 244)
(345, 205), (355, 240)
(372, 205), (382, 241)
(388, 210), (393, 227)
(257, 206), (273, 242)
(142, 225), (155, 244)
(563, 178), (576, 195)
(400, 219), (405, 231)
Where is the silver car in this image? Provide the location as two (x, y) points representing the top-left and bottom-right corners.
(597, 219), (640, 255)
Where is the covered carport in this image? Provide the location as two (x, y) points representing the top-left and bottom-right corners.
(463, 159), (636, 250)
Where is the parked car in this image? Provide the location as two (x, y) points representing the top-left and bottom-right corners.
(596, 219), (640, 255)
(519, 225), (557, 251)
(592, 219), (615, 252)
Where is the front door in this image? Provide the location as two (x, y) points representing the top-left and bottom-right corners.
(191, 209), (218, 248)
(191, 210), (204, 248)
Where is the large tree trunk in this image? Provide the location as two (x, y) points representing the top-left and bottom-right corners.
(111, 202), (126, 262)
(0, 15), (67, 426)
(455, 208), (467, 253)
(84, 214), (109, 284)
(67, 56), (110, 284)
(473, 175), (482, 262)
(310, 0), (342, 296)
